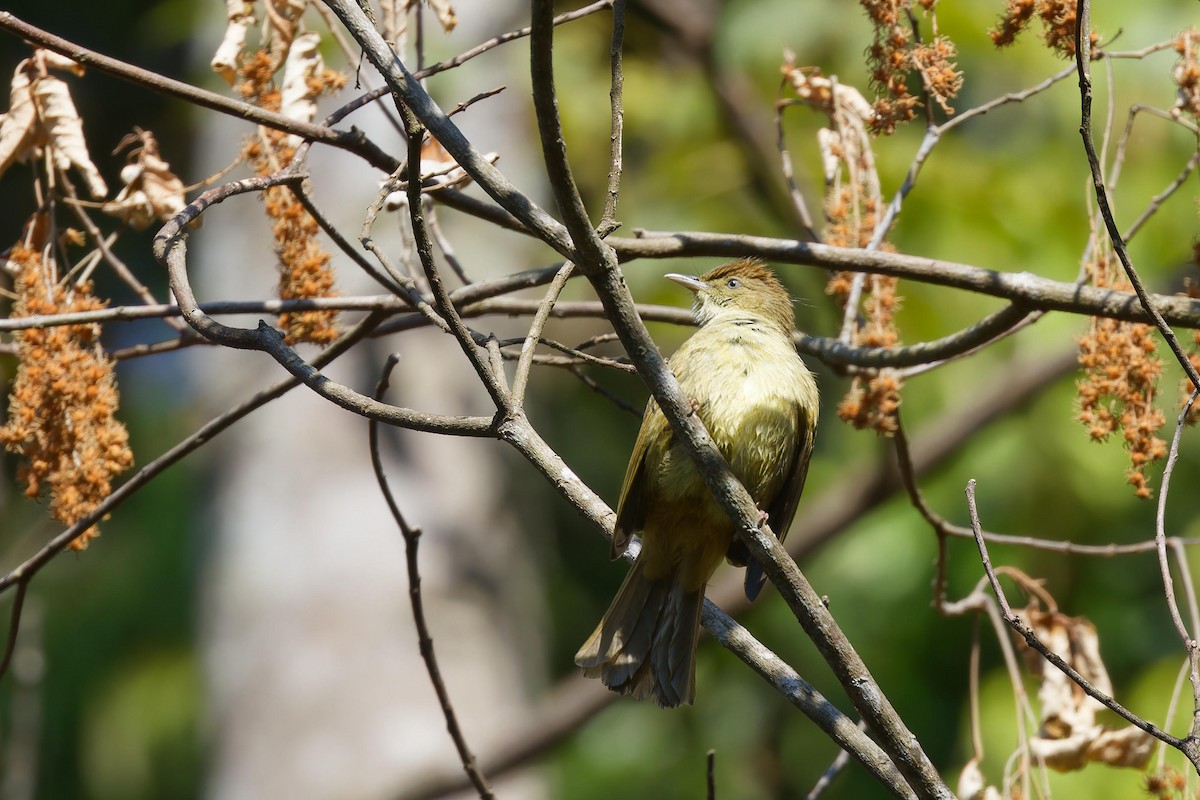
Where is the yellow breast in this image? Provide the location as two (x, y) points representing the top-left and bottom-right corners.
(655, 317), (817, 506)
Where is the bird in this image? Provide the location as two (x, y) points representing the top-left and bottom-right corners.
(575, 258), (819, 707)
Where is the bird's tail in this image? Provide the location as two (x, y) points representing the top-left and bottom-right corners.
(574, 556), (704, 708)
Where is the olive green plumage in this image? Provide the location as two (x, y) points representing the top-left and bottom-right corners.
(575, 258), (819, 707)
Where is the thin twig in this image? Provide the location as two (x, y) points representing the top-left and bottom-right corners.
(512, 261), (575, 405)
(399, 106), (511, 408)
(1124, 149), (1200, 243)
(805, 720), (865, 800)
(425, 203), (472, 285)
(965, 479), (1191, 759)
(154, 182), (495, 434)
(369, 356), (496, 800)
(321, 1), (616, 130)
(0, 311), (387, 602)
(1074, 0), (1200, 391)
(59, 189), (187, 333)
(396, 677), (619, 800)
(1077, 4), (1200, 755)
(326, 0), (579, 259)
(498, 339), (633, 372)
(567, 366), (641, 416)
(774, 96), (819, 240)
(601, 0), (626, 229)
(1156, 390), (1200, 735)
(610, 232), (1200, 327)
(420, 0), (613, 83)
(290, 186), (405, 295)
(0, 582), (30, 681)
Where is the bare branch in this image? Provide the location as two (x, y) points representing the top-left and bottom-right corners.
(1073, 0), (1200, 389)
(965, 479), (1192, 763)
(601, 0), (626, 228)
(609, 232), (1200, 327)
(398, 105), (512, 408)
(369, 357), (496, 800)
(1156, 390), (1200, 740)
(0, 311), (388, 599)
(511, 261), (575, 405)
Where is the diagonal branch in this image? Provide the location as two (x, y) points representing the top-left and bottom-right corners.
(524, 4), (948, 797)
(1073, 0), (1200, 390)
(965, 479), (1194, 766)
(152, 172), (495, 436)
(493, 410), (916, 798)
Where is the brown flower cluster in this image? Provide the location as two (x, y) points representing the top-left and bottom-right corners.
(0, 243), (134, 549)
(1173, 28), (1200, 119)
(1143, 766), (1190, 800)
(782, 49), (906, 436)
(1077, 250), (1166, 498)
(238, 48), (345, 345)
(829, 272), (904, 436)
(860, 0), (962, 134)
(989, 0), (1099, 57)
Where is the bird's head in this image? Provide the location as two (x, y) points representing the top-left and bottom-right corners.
(666, 258), (796, 334)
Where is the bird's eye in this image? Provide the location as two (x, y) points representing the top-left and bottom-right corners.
(726, 278), (741, 289)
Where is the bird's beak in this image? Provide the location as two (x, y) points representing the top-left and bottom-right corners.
(665, 273), (706, 293)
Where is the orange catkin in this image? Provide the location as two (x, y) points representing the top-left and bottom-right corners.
(1, 245), (134, 548)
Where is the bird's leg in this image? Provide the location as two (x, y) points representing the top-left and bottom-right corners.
(756, 509), (770, 528)
(687, 396), (703, 416)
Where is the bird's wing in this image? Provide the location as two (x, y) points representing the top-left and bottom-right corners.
(611, 400), (666, 558)
(743, 404), (815, 601)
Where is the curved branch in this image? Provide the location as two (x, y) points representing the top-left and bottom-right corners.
(153, 172), (495, 436)
(0, 311), (387, 600)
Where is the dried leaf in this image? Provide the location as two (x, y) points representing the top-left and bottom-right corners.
(1019, 608), (1110, 736)
(0, 62), (38, 178)
(102, 129), (185, 230)
(957, 758), (985, 800)
(212, 0), (256, 85)
(33, 74), (107, 198)
(957, 758), (1003, 800)
(280, 31), (323, 127)
(1015, 603), (1152, 772)
(1085, 725), (1153, 768)
(1029, 727), (1100, 771)
(816, 128), (841, 185)
(267, 0), (308, 55)
(426, 0), (458, 32)
(38, 50), (86, 77)
(781, 57), (874, 122)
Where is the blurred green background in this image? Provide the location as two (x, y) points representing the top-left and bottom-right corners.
(2, 1), (1199, 798)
